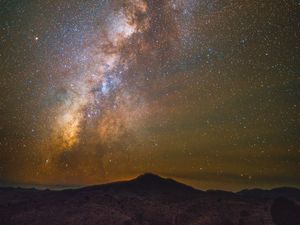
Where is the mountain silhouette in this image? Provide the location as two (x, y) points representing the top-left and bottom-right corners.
(238, 187), (300, 201)
(1, 174), (300, 225)
(83, 173), (200, 195)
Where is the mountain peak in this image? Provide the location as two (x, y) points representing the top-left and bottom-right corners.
(135, 173), (164, 181)
(133, 173), (178, 187)
(128, 173), (200, 195)
(80, 173), (200, 195)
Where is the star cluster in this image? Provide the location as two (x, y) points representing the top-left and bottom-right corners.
(0, 0), (299, 190)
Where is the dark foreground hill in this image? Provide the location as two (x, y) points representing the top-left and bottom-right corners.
(0, 173), (300, 225)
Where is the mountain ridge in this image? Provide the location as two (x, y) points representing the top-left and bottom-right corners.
(1, 173), (299, 197)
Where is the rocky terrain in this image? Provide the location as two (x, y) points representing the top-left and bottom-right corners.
(0, 173), (300, 225)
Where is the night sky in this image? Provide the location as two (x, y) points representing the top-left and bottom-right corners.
(0, 0), (299, 191)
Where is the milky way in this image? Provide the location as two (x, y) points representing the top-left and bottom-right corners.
(0, 0), (299, 190)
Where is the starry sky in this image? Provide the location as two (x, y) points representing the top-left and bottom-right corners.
(0, 0), (299, 191)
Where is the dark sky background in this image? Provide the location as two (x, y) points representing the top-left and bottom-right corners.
(0, 0), (299, 191)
